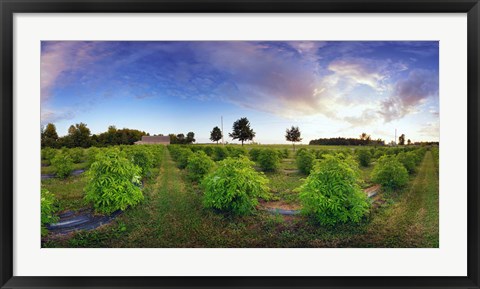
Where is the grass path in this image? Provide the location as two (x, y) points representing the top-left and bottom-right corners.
(366, 151), (439, 247)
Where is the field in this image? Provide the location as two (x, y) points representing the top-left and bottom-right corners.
(41, 144), (439, 248)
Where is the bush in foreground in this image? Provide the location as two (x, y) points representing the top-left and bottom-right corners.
(41, 188), (59, 236)
(299, 154), (369, 226)
(51, 153), (74, 178)
(371, 155), (409, 190)
(202, 156), (269, 215)
(186, 151), (215, 182)
(84, 150), (143, 214)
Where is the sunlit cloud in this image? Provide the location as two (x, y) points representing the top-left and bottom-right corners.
(40, 41), (439, 142)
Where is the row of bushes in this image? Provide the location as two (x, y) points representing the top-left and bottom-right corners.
(41, 146), (166, 232)
(169, 146), (371, 226)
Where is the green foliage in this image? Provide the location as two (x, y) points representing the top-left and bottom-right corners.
(84, 149), (143, 214)
(226, 146), (248, 158)
(282, 148), (289, 158)
(86, 147), (101, 167)
(296, 149), (316, 175)
(41, 123), (59, 148)
(51, 153), (74, 178)
(202, 156), (269, 215)
(371, 155), (409, 190)
(285, 126), (302, 150)
(186, 151), (215, 182)
(356, 149), (372, 167)
(176, 148), (194, 169)
(41, 188), (59, 236)
(258, 148), (280, 172)
(248, 148), (262, 161)
(41, 147), (57, 161)
(396, 152), (416, 174)
(299, 154), (369, 226)
(69, 147), (84, 163)
(129, 147), (154, 177)
(210, 126), (223, 144)
(229, 117), (256, 146)
(213, 146), (229, 161)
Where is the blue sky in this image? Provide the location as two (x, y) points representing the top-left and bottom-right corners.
(41, 41), (439, 144)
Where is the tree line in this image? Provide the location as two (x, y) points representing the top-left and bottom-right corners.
(41, 123), (149, 148)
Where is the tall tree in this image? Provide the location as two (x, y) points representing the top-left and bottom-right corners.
(399, 134), (406, 146)
(285, 126), (302, 151)
(186, 132), (196, 144)
(41, 123), (59, 148)
(229, 117), (255, 146)
(177, 133), (185, 144)
(210, 126), (222, 144)
(68, 122), (91, 148)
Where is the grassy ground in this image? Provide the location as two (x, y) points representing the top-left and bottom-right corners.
(42, 148), (439, 248)
(42, 174), (88, 211)
(355, 151), (439, 247)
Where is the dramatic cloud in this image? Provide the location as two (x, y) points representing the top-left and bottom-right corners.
(40, 41), (439, 142)
(379, 69), (438, 122)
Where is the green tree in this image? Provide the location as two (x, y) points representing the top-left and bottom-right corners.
(210, 126), (222, 144)
(186, 132), (196, 144)
(67, 122), (91, 148)
(229, 117), (255, 146)
(399, 134), (406, 146)
(41, 123), (59, 148)
(285, 126), (302, 151)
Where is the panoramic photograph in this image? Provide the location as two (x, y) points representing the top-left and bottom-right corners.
(40, 41), (439, 248)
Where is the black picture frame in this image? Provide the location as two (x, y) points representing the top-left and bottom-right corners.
(1, 0), (479, 288)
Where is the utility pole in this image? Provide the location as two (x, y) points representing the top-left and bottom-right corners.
(221, 116), (224, 145)
(395, 128), (397, 146)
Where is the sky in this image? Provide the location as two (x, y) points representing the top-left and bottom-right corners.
(41, 41), (439, 144)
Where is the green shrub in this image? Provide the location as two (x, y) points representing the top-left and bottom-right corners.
(41, 188), (59, 236)
(248, 148), (262, 161)
(296, 149), (316, 174)
(176, 148), (194, 169)
(51, 153), (74, 178)
(356, 149), (372, 167)
(282, 148), (289, 158)
(258, 148), (280, 172)
(299, 154), (369, 226)
(226, 146), (247, 158)
(86, 147), (100, 167)
(84, 150), (143, 214)
(130, 148), (154, 177)
(202, 146), (214, 157)
(213, 146), (229, 161)
(371, 155), (409, 190)
(41, 147), (57, 161)
(202, 156), (269, 215)
(69, 147), (84, 163)
(186, 151), (215, 182)
(396, 152), (416, 174)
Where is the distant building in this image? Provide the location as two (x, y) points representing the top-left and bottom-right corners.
(134, 135), (170, 145)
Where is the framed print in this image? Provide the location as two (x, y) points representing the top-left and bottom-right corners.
(1, 0), (479, 288)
